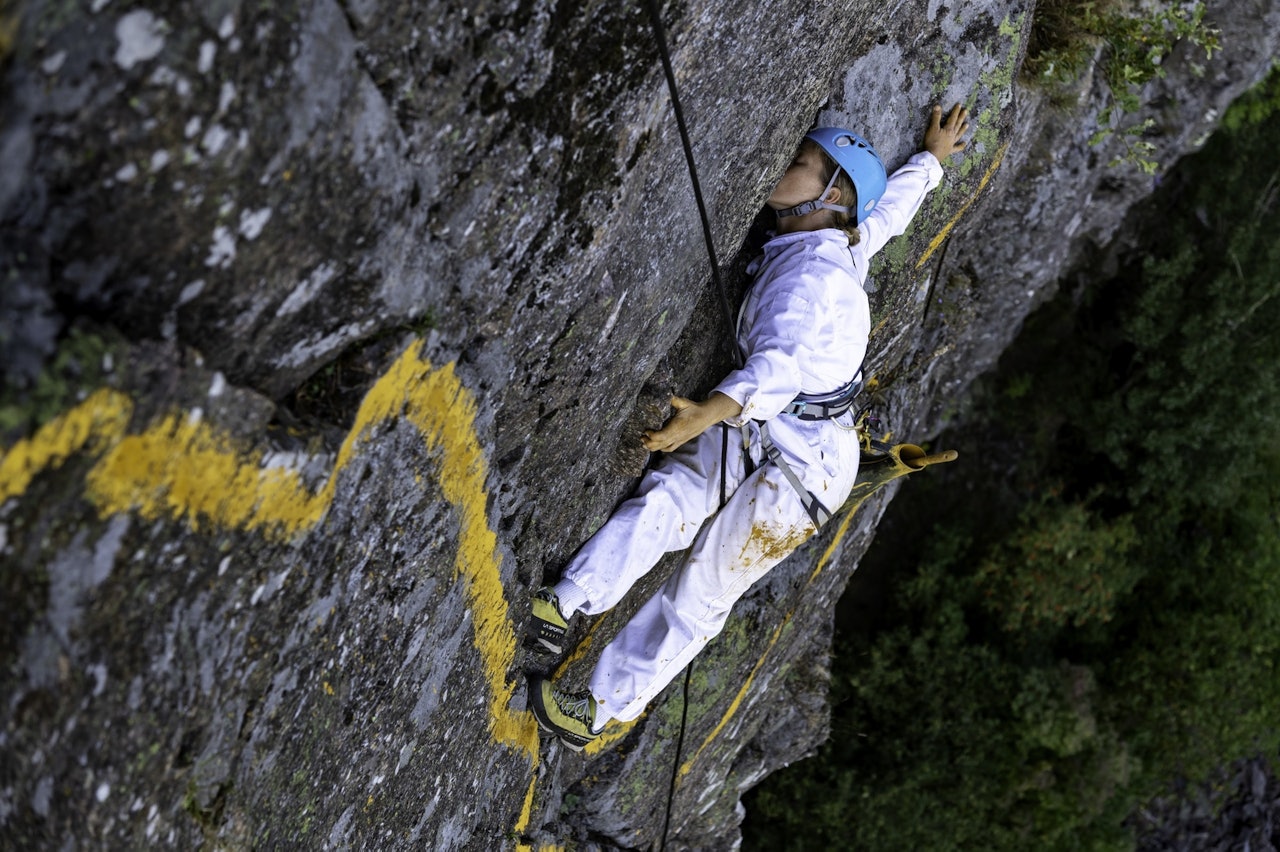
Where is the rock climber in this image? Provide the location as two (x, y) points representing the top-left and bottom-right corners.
(528, 103), (971, 750)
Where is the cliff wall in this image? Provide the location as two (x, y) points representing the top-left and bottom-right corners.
(2, 0), (1278, 848)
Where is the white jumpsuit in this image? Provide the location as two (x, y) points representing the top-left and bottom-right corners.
(560, 151), (944, 724)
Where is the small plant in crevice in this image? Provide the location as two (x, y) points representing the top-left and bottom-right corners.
(1025, 0), (1220, 172)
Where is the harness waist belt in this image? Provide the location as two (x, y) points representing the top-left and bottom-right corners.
(783, 372), (864, 421)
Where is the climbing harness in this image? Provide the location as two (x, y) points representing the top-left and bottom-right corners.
(783, 372), (865, 420)
(760, 422), (833, 528)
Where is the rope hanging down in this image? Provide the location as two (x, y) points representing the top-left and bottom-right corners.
(640, 2), (726, 848)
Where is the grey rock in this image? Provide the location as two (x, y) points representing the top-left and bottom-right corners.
(1, 0), (1278, 849)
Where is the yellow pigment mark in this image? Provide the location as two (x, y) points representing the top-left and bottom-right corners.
(346, 344), (539, 758)
(0, 388), (133, 502)
(584, 718), (639, 757)
(679, 444), (939, 778)
(0, 343), (539, 766)
(737, 521), (813, 566)
(86, 409), (327, 536)
(513, 773), (539, 845)
(916, 142), (1010, 270)
(678, 618), (789, 778)
(553, 624), (597, 679)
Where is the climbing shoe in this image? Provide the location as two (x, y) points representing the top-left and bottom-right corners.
(529, 587), (569, 654)
(528, 677), (599, 751)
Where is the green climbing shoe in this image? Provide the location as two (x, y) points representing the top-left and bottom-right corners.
(529, 677), (598, 751)
(529, 587), (569, 654)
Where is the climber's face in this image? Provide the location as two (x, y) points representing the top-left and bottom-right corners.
(767, 143), (831, 211)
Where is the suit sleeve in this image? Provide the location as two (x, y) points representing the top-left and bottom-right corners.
(857, 151), (944, 260)
(711, 289), (815, 425)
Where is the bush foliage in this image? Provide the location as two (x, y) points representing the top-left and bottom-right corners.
(743, 66), (1280, 851)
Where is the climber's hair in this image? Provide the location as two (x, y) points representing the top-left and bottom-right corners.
(799, 139), (861, 246)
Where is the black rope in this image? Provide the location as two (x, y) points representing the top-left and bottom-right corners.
(641, 0), (747, 845)
(642, 1), (720, 845)
(642, 0), (742, 372)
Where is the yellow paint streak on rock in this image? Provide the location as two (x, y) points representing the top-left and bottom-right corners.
(584, 717), (638, 757)
(86, 410), (325, 535)
(2, 343), (539, 765)
(677, 619), (788, 779)
(0, 389), (133, 502)
(513, 773), (539, 844)
(553, 622), (598, 679)
(679, 446), (923, 778)
(916, 142), (1010, 270)
(347, 342), (539, 759)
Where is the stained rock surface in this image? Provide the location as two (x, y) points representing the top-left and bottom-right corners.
(2, 0), (1278, 848)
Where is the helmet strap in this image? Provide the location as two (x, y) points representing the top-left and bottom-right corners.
(774, 167), (854, 222)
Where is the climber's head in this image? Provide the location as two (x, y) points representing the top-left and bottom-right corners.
(769, 128), (887, 241)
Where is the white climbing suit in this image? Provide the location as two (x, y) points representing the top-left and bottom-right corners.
(559, 151), (944, 724)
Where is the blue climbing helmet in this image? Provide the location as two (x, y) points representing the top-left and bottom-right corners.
(775, 127), (888, 225)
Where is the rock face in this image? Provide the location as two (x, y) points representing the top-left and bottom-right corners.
(2, 0), (1277, 848)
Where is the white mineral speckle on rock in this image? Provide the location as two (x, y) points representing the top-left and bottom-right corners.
(33, 777), (53, 816)
(114, 11), (166, 70)
(87, 664), (108, 697)
(218, 556), (231, 576)
(184, 116), (202, 139)
(95, 782), (110, 802)
(149, 150), (171, 172)
(91, 0), (112, 10)
(188, 408), (203, 425)
(41, 51), (67, 75)
(114, 163), (138, 183)
(178, 278), (206, 305)
(218, 14), (235, 40)
(238, 207), (272, 240)
(251, 583), (266, 606)
(262, 451), (306, 470)
(209, 372), (226, 397)
(279, 262), (337, 315)
(218, 81), (236, 115)
(205, 226), (236, 268)
(201, 123), (231, 156)
(198, 41), (216, 74)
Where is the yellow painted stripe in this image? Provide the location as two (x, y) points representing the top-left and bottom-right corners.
(513, 773), (539, 844)
(1, 342), (540, 765)
(676, 471), (880, 778)
(915, 142), (1010, 270)
(85, 409), (327, 535)
(0, 388), (133, 502)
(584, 717), (639, 757)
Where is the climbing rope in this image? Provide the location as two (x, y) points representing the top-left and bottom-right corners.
(640, 0), (728, 846)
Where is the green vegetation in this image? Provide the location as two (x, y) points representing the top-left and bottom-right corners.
(0, 326), (119, 443)
(1025, 0), (1220, 172)
(743, 66), (1280, 851)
